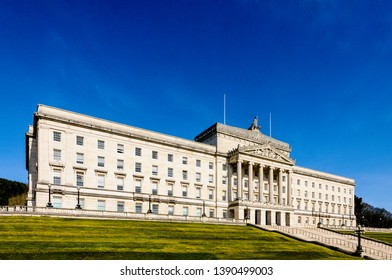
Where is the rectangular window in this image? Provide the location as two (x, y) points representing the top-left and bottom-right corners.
(222, 163), (227, 171)
(117, 144), (124, 154)
(135, 203), (142, 213)
(332, 195), (335, 201)
(98, 156), (105, 167)
(222, 190), (227, 201)
(53, 170), (61, 185)
(168, 184), (173, 196)
(182, 157), (188, 165)
(326, 185), (329, 191)
(135, 180), (142, 193)
(152, 165), (158, 176)
(196, 172), (201, 182)
(196, 159), (201, 167)
(76, 153), (84, 164)
(326, 194), (329, 200)
(223, 210), (227, 219)
(312, 192), (315, 199)
(117, 177), (124, 191)
(209, 162), (213, 169)
(312, 182), (315, 188)
(319, 193), (322, 199)
(183, 207), (189, 216)
(305, 181), (308, 187)
(209, 188), (214, 200)
(305, 191), (308, 198)
(97, 140), (105, 149)
(222, 176), (227, 184)
(53, 196), (62, 208)
(152, 204), (159, 214)
(98, 200), (105, 211)
(168, 205), (174, 215)
(76, 136), (84, 146)
(168, 167), (173, 177)
(117, 202), (124, 213)
(297, 179), (300, 185)
(196, 208), (202, 217)
(152, 151), (158, 159)
(76, 172), (84, 187)
(135, 162), (142, 173)
(135, 147), (141, 156)
(182, 170), (188, 180)
(53, 149), (61, 161)
(182, 185), (188, 197)
(196, 187), (201, 198)
(53, 131), (61, 142)
(152, 182), (158, 195)
(97, 174), (105, 188)
(208, 175), (213, 184)
(117, 159), (124, 170)
(168, 154), (173, 162)
(209, 209), (214, 218)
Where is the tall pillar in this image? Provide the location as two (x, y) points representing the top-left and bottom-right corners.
(248, 162), (253, 201)
(228, 164), (232, 201)
(258, 165), (264, 203)
(287, 170), (292, 206)
(237, 159), (242, 200)
(278, 169), (283, 205)
(269, 166), (274, 204)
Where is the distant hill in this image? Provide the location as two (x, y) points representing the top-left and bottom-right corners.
(355, 196), (392, 228)
(0, 178), (28, 206)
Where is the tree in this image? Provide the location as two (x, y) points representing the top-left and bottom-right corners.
(355, 195), (392, 228)
(0, 178), (28, 206)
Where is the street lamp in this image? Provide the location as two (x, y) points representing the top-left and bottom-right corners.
(317, 210), (322, 228)
(354, 225), (364, 257)
(202, 200), (206, 217)
(75, 186), (82, 209)
(46, 184), (53, 208)
(147, 194), (152, 214)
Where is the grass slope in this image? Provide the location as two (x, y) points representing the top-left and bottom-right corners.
(363, 232), (392, 245)
(0, 216), (359, 260)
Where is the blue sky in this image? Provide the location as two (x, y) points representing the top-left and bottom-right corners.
(1, 0), (391, 211)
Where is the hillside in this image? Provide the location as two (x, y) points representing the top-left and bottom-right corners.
(0, 178), (28, 206)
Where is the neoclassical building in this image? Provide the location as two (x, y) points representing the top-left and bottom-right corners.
(26, 105), (356, 227)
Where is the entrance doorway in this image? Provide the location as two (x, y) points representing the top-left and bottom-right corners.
(285, 212), (290, 226)
(255, 210), (261, 225)
(266, 211), (272, 225)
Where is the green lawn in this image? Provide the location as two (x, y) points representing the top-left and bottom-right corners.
(339, 230), (392, 245)
(0, 216), (360, 260)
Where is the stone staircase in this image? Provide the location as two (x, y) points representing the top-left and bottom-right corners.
(256, 224), (392, 260)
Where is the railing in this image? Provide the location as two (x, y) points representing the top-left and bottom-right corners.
(0, 205), (244, 225)
(269, 225), (392, 260)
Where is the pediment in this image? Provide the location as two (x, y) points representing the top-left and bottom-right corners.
(239, 144), (295, 165)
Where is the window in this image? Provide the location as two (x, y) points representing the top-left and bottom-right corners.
(312, 192), (315, 199)
(325, 194), (329, 200)
(297, 189), (300, 196)
(182, 156), (188, 165)
(117, 144), (124, 154)
(222, 190), (227, 201)
(196, 172), (201, 182)
(76, 172), (84, 187)
(98, 200), (105, 211)
(196, 187), (201, 198)
(264, 183), (268, 191)
(168, 154), (173, 162)
(53, 149), (61, 161)
(97, 140), (105, 149)
(209, 188), (214, 200)
(209, 162), (213, 169)
(135, 162), (142, 173)
(115, 159), (123, 171)
(332, 195), (335, 201)
(312, 182), (315, 188)
(297, 179), (300, 185)
(53, 170), (61, 185)
(98, 156), (105, 167)
(76, 136), (84, 146)
(196, 208), (202, 217)
(196, 159), (201, 167)
(244, 180), (248, 189)
(182, 185), (188, 197)
(183, 207), (189, 216)
(135, 147), (142, 156)
(152, 182), (158, 195)
(135, 203), (142, 213)
(305, 191), (308, 198)
(117, 202), (124, 213)
(338, 187), (341, 193)
(223, 210), (227, 219)
(332, 186), (335, 191)
(152, 204), (159, 214)
(209, 209), (214, 218)
(182, 170), (188, 180)
(53, 131), (61, 142)
(326, 185), (329, 191)
(319, 193), (322, 199)
(222, 176), (227, 184)
(167, 183), (173, 196)
(152, 151), (158, 159)
(135, 180), (142, 193)
(97, 174), (105, 188)
(168, 167), (173, 177)
(234, 178), (237, 186)
(76, 153), (84, 164)
(305, 181), (308, 187)
(208, 175), (213, 184)
(53, 196), (62, 208)
(319, 184), (322, 189)
(222, 164), (227, 171)
(152, 165), (158, 176)
(283, 176), (286, 182)
(282, 186), (286, 193)
(117, 177), (124, 191)
(168, 205), (174, 215)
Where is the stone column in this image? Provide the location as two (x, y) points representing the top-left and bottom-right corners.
(228, 164), (232, 201)
(278, 169), (283, 205)
(248, 162), (253, 201)
(237, 159), (242, 200)
(258, 165), (264, 203)
(269, 166), (274, 204)
(287, 170), (292, 206)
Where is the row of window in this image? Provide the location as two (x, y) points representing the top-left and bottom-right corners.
(298, 216), (354, 227)
(296, 179), (352, 195)
(296, 189), (351, 203)
(296, 200), (352, 214)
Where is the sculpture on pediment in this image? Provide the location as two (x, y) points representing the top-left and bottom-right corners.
(248, 116), (261, 131)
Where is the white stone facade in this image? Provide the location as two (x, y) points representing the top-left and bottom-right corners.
(26, 105), (356, 227)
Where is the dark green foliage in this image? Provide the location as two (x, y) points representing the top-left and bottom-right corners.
(0, 178), (28, 206)
(355, 195), (392, 228)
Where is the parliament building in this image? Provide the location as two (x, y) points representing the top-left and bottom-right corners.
(26, 105), (356, 227)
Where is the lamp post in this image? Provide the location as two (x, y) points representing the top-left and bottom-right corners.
(75, 186), (82, 209)
(46, 184), (53, 208)
(147, 194), (152, 214)
(354, 225), (364, 257)
(317, 210), (322, 228)
(202, 200), (206, 217)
